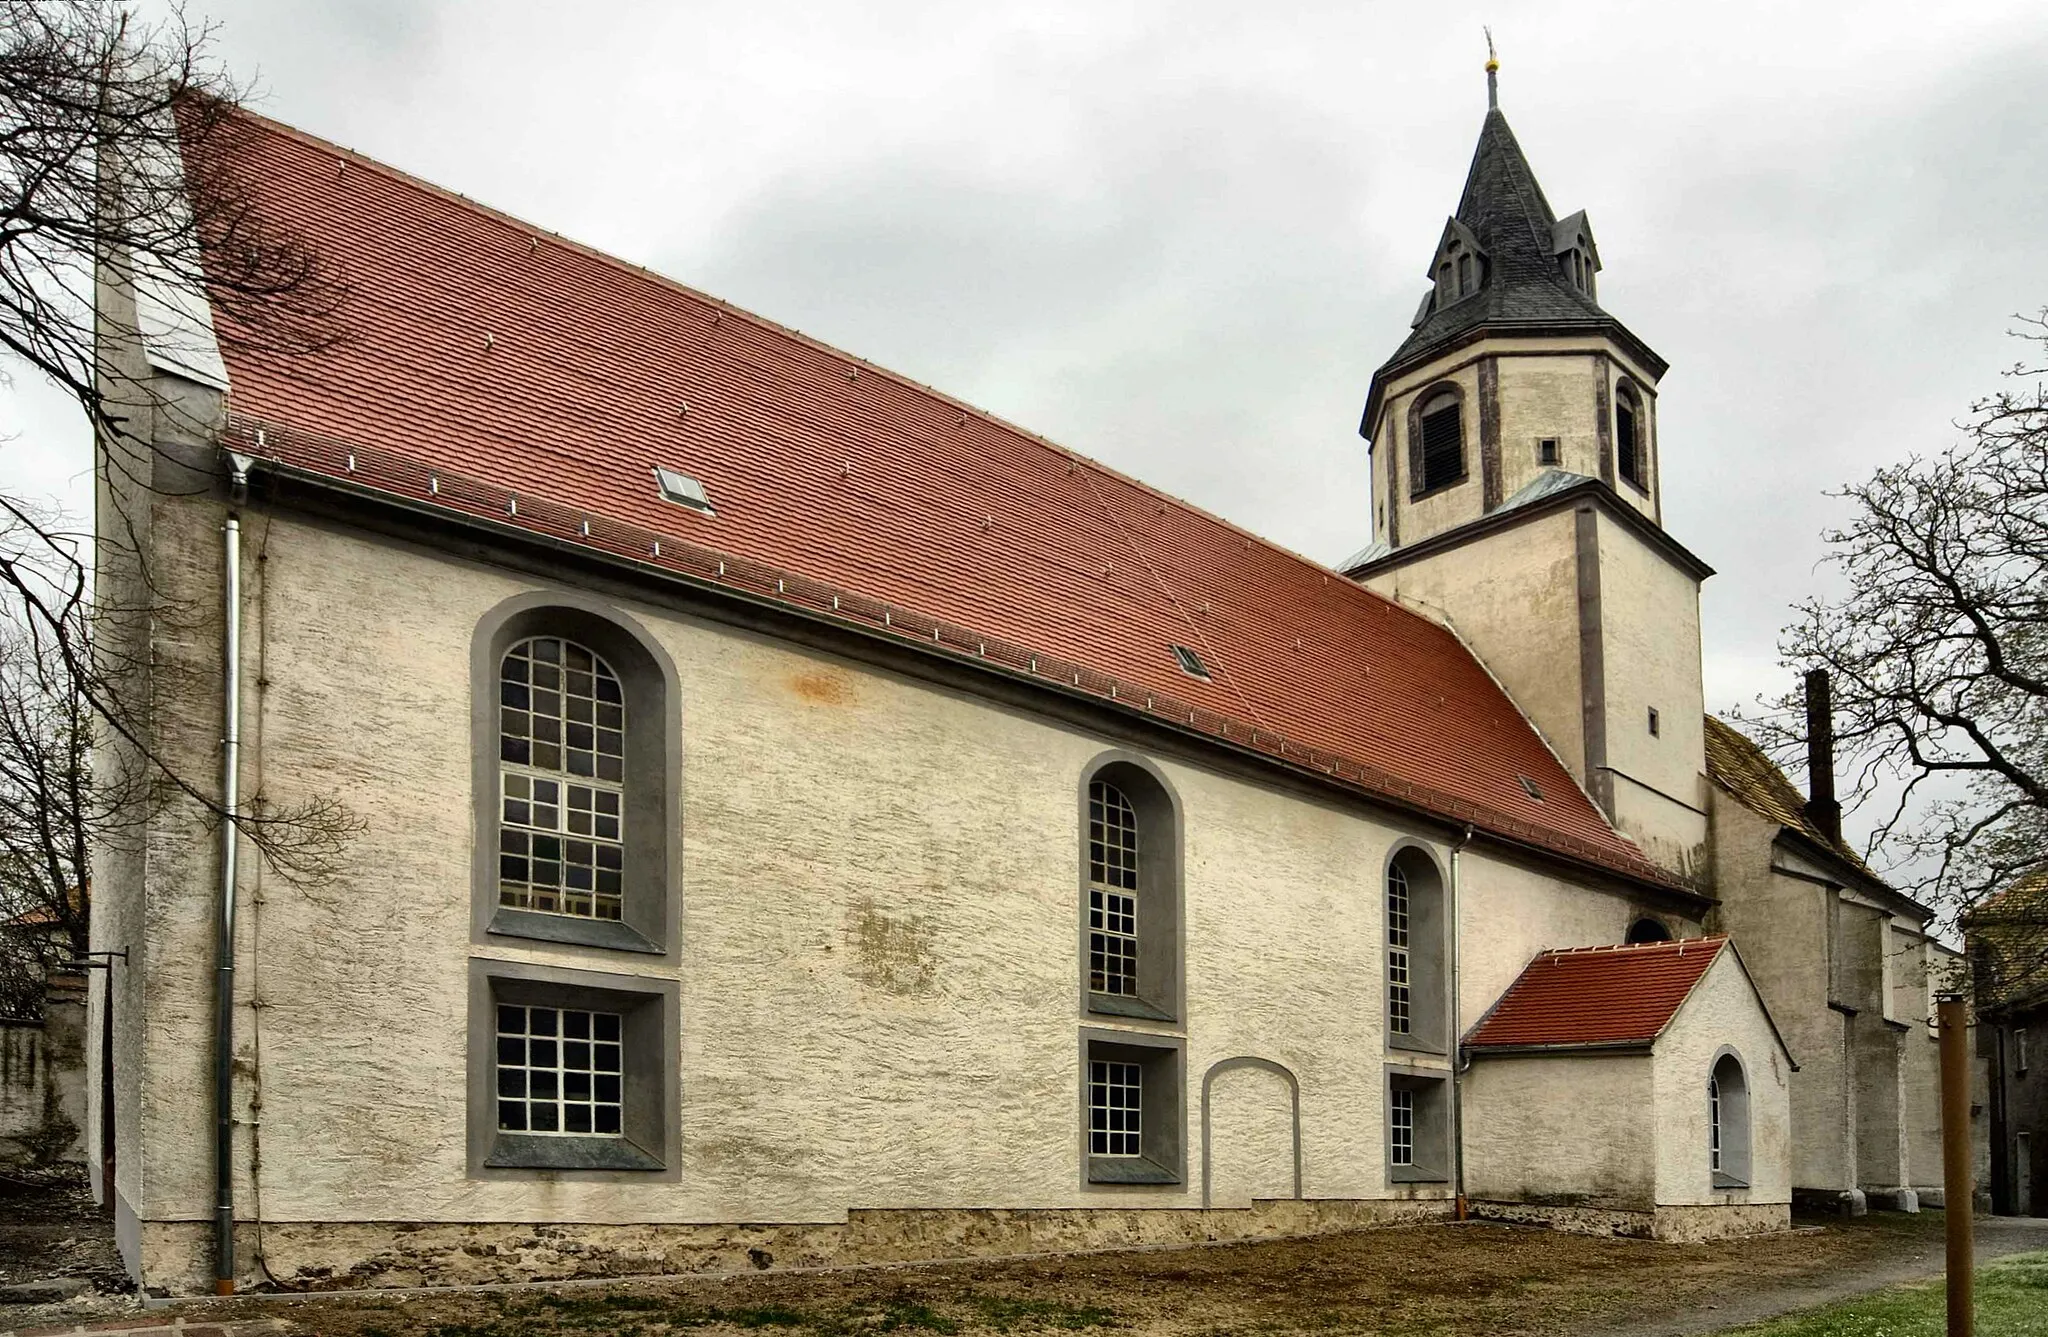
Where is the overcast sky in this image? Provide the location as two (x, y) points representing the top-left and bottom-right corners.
(8, 0), (2048, 754)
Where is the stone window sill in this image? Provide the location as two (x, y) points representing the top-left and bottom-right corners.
(486, 1133), (664, 1172)
(1388, 1032), (1448, 1056)
(488, 907), (661, 955)
(1087, 993), (1176, 1024)
(1390, 1163), (1449, 1184)
(1712, 1171), (1750, 1190)
(1088, 1157), (1180, 1186)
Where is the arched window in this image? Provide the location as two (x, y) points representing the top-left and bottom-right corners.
(1615, 384), (1646, 491)
(1411, 388), (1465, 497)
(1081, 756), (1182, 1022)
(1456, 252), (1474, 296)
(1708, 1051), (1751, 1188)
(1385, 846), (1447, 1050)
(1088, 779), (1140, 998)
(499, 637), (626, 921)
(472, 594), (678, 958)
(1626, 917), (1673, 944)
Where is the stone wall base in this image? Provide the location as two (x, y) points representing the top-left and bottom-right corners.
(1792, 1187), (1868, 1216)
(134, 1198), (1455, 1296)
(1469, 1200), (1789, 1242)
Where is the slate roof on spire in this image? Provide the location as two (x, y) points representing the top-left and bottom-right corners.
(1394, 109), (1603, 361)
(1362, 107), (1663, 435)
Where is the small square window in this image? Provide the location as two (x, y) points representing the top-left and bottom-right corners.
(471, 963), (676, 1178)
(1518, 774), (1543, 802)
(653, 466), (715, 514)
(1083, 1034), (1183, 1185)
(1648, 707), (1662, 737)
(1538, 438), (1560, 466)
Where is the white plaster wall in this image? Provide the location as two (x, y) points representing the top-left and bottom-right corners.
(116, 486), (1722, 1249)
(121, 499), (1686, 1233)
(1203, 1064), (1295, 1208)
(1494, 354), (1602, 497)
(1360, 508), (1585, 782)
(1463, 1053), (1653, 1208)
(1594, 512), (1707, 880)
(1653, 951), (1793, 1206)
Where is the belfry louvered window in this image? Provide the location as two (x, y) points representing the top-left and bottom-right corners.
(1088, 779), (1141, 997)
(499, 637), (626, 920)
(1415, 392), (1464, 495)
(1615, 385), (1645, 491)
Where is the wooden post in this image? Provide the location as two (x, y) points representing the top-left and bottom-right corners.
(1939, 994), (1973, 1337)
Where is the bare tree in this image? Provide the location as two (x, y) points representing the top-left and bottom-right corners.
(0, 602), (134, 1016)
(1752, 312), (2048, 1000)
(0, 2), (355, 876)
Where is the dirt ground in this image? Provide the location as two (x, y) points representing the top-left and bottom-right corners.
(171, 1212), (1963, 1337)
(0, 1168), (132, 1299)
(4, 1181), (2038, 1337)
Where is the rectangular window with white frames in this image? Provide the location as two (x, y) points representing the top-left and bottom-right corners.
(1089, 1059), (1142, 1157)
(1390, 1087), (1415, 1166)
(496, 1004), (623, 1137)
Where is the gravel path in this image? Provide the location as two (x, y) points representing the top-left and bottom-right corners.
(1583, 1214), (2048, 1337)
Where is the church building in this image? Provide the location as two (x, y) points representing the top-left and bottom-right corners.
(85, 70), (1957, 1296)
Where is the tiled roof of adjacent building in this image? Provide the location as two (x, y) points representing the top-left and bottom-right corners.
(1465, 937), (1728, 1049)
(1701, 716), (1892, 891)
(186, 105), (1687, 891)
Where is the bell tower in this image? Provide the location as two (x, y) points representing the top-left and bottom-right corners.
(1346, 60), (1714, 886)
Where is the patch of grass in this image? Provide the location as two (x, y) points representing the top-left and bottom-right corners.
(1716, 1251), (2048, 1336)
(968, 1293), (1121, 1330)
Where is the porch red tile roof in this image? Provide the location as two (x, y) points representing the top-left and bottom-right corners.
(1466, 937), (1728, 1049)
(191, 106), (1682, 891)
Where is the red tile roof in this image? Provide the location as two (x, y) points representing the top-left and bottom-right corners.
(1466, 937), (1728, 1049)
(193, 107), (1682, 891)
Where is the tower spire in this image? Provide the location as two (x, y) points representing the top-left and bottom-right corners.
(1484, 27), (1499, 109)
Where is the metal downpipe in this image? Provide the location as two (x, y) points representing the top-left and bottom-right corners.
(214, 509), (242, 1295)
(1449, 824), (1473, 1221)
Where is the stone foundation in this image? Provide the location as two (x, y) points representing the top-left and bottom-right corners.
(135, 1198), (1455, 1295)
(1792, 1187), (1868, 1216)
(1470, 1200), (1789, 1242)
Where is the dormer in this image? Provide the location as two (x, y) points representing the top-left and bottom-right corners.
(1416, 218), (1488, 324)
(1552, 210), (1599, 300)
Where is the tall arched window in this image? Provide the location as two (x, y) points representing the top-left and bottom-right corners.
(1411, 389), (1465, 497)
(1615, 384), (1646, 491)
(1385, 846), (1447, 1050)
(1081, 756), (1181, 1023)
(1088, 779), (1140, 997)
(1386, 862), (1412, 1035)
(498, 636), (627, 921)
(1708, 1051), (1751, 1188)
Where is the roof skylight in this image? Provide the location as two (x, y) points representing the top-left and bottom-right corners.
(1172, 644), (1211, 681)
(1518, 774), (1544, 802)
(653, 465), (714, 515)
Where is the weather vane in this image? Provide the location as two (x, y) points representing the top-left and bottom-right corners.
(1485, 26), (1499, 109)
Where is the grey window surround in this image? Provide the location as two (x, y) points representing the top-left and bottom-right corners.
(1385, 1065), (1452, 1185)
(471, 591), (683, 962)
(468, 958), (680, 1181)
(1081, 1028), (1185, 1188)
(1385, 842), (1450, 1055)
(1078, 752), (1185, 1029)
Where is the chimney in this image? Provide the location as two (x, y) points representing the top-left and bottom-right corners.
(1802, 668), (1842, 846)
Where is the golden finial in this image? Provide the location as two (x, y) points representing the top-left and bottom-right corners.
(1484, 27), (1500, 108)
